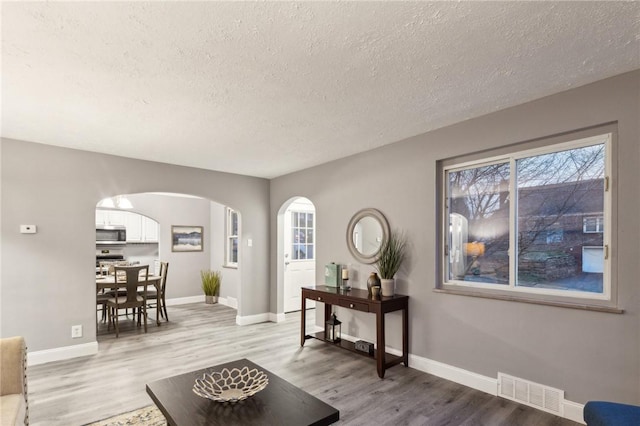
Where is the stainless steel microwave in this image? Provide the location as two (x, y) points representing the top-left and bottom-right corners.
(96, 225), (126, 245)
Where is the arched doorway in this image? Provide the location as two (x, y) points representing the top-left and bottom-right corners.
(95, 192), (242, 336)
(278, 197), (316, 313)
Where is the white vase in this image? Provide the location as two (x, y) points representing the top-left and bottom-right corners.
(380, 278), (395, 297)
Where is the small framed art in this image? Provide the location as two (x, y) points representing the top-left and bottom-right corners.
(172, 225), (203, 252)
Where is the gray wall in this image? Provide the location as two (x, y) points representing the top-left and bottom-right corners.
(270, 70), (640, 404)
(0, 142), (269, 351)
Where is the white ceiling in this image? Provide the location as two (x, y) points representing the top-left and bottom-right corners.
(2, 2), (639, 179)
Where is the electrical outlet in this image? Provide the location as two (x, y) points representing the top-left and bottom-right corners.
(71, 325), (82, 339)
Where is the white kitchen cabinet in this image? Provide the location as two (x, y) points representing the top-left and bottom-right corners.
(97, 210), (158, 243)
(125, 212), (159, 243)
(95, 210), (106, 225)
(96, 209), (126, 226)
(143, 216), (159, 242)
(125, 212), (143, 242)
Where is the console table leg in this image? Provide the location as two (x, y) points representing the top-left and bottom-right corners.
(324, 303), (332, 329)
(402, 306), (409, 367)
(376, 311), (386, 378)
(300, 296), (306, 346)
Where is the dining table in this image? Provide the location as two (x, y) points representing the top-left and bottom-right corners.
(96, 274), (163, 326)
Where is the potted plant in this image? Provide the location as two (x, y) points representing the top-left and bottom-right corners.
(375, 230), (407, 297)
(201, 270), (221, 304)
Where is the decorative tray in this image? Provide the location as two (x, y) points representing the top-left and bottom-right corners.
(193, 366), (269, 403)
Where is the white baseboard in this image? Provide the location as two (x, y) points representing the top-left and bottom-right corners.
(563, 400), (586, 424)
(236, 313), (270, 326)
(223, 296), (238, 309)
(28, 341), (98, 366)
(165, 295), (203, 305)
(408, 352), (498, 396)
(167, 296), (238, 310)
(269, 312), (286, 323)
(341, 337), (584, 423)
(236, 312), (286, 325)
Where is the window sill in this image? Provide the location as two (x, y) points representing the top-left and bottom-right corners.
(223, 264), (238, 270)
(433, 288), (624, 314)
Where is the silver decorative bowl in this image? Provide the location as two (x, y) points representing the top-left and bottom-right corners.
(193, 366), (269, 403)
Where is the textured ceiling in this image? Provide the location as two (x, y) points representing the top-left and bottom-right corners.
(2, 2), (639, 178)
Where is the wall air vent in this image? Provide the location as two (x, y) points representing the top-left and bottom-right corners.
(498, 373), (564, 416)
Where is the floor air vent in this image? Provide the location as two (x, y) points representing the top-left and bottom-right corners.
(498, 373), (564, 416)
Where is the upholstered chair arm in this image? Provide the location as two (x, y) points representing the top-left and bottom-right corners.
(0, 336), (26, 397)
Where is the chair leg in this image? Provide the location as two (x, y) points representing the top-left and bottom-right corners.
(143, 305), (147, 333)
(115, 308), (119, 338)
(155, 298), (162, 319)
(162, 297), (169, 321)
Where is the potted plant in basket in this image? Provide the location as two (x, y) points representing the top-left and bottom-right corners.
(201, 270), (221, 304)
(375, 230), (407, 297)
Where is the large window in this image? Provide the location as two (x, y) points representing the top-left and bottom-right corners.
(225, 208), (239, 267)
(441, 133), (611, 302)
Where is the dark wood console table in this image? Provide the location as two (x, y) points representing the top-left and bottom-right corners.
(301, 285), (409, 378)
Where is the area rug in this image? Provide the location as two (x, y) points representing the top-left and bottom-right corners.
(87, 405), (166, 426)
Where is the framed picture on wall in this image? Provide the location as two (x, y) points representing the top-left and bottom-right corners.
(171, 225), (203, 252)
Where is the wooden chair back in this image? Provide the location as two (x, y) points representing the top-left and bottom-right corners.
(113, 265), (149, 306)
(159, 262), (169, 296)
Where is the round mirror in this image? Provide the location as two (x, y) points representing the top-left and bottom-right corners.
(346, 208), (390, 264)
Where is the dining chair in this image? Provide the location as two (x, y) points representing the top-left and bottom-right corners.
(106, 265), (149, 338)
(143, 262), (170, 321)
(96, 291), (110, 323)
(96, 261), (112, 323)
(102, 260), (135, 317)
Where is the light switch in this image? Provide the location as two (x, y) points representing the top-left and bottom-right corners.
(20, 225), (37, 234)
(247, 238), (253, 247)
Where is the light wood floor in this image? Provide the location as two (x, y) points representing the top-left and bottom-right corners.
(28, 303), (579, 425)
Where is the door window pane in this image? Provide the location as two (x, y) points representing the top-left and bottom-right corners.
(291, 211), (315, 260)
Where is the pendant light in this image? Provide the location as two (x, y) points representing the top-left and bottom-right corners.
(97, 196), (133, 209)
(97, 198), (115, 208)
(116, 196), (133, 209)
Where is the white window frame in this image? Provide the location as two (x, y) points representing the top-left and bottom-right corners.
(583, 216), (604, 234)
(225, 207), (239, 268)
(440, 133), (612, 304)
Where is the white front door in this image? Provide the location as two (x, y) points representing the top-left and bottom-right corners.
(284, 200), (316, 313)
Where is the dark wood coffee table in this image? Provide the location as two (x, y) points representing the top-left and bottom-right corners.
(146, 358), (339, 426)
